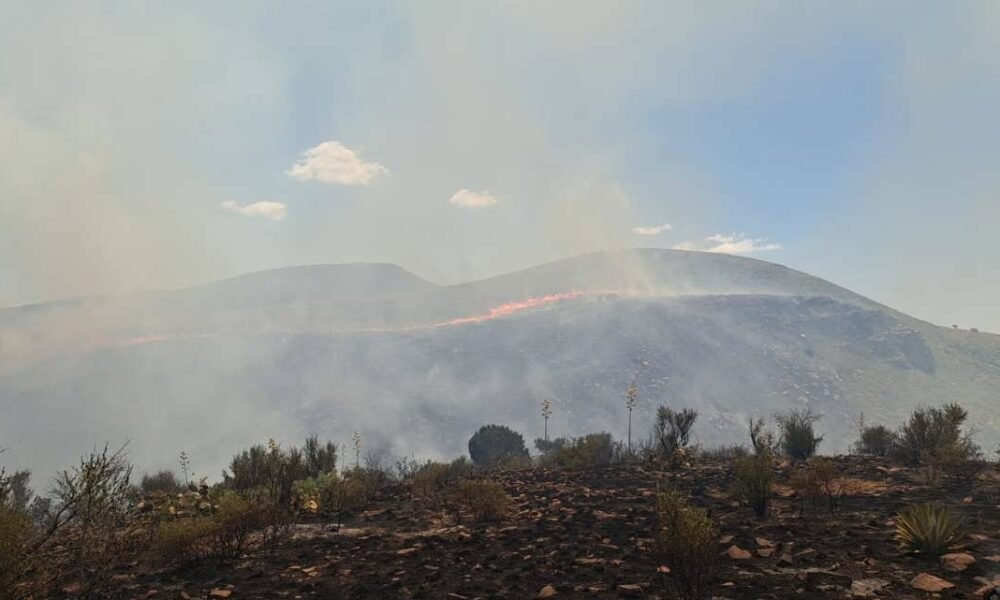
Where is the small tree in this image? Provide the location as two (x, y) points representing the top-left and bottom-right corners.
(775, 409), (823, 460)
(654, 406), (697, 458)
(303, 435), (337, 478)
(468, 425), (529, 469)
(140, 470), (182, 495)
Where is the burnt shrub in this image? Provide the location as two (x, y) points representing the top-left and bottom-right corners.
(535, 433), (618, 469)
(733, 452), (773, 518)
(854, 424), (896, 457)
(891, 404), (979, 467)
(775, 409), (823, 460)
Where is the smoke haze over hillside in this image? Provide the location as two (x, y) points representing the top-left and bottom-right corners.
(1, 4), (999, 485)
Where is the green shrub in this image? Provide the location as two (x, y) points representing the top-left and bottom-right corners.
(854, 424), (895, 457)
(733, 453), (773, 518)
(656, 488), (717, 600)
(468, 425), (529, 469)
(895, 504), (964, 556)
(892, 404), (979, 467)
(775, 409), (823, 460)
(154, 492), (264, 563)
(0, 503), (33, 600)
(141, 470), (183, 495)
(535, 433), (618, 469)
(457, 480), (510, 522)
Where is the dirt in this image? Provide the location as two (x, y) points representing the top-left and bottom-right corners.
(83, 457), (1000, 599)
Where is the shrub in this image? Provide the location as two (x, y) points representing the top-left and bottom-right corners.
(775, 409), (823, 460)
(895, 504), (964, 556)
(468, 425), (529, 470)
(747, 417), (777, 456)
(733, 453), (773, 518)
(892, 404), (979, 467)
(535, 433), (618, 469)
(0, 503), (33, 600)
(654, 407), (698, 464)
(790, 457), (838, 514)
(155, 492), (265, 563)
(411, 462), (452, 498)
(141, 470), (183, 495)
(457, 480), (510, 522)
(302, 435), (338, 478)
(854, 425), (895, 457)
(656, 488), (717, 600)
(700, 445), (749, 460)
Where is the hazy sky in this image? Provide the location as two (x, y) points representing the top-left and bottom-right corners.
(1, 2), (998, 331)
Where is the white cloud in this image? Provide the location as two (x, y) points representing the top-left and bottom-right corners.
(631, 223), (673, 236)
(220, 200), (287, 221)
(448, 188), (499, 208)
(286, 141), (388, 186)
(673, 233), (781, 254)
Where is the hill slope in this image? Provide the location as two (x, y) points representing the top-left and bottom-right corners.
(1, 249), (998, 477)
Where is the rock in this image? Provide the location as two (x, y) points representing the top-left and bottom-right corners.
(910, 573), (954, 592)
(209, 590), (233, 599)
(778, 553), (794, 567)
(616, 584), (644, 597)
(719, 535), (735, 544)
(726, 545), (752, 560)
(851, 578), (890, 598)
(536, 584), (558, 598)
(941, 552), (976, 572)
(758, 548), (775, 558)
(755, 536), (775, 548)
(656, 565), (671, 574)
(396, 547), (419, 556)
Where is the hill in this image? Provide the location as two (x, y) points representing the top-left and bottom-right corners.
(1, 249), (998, 478)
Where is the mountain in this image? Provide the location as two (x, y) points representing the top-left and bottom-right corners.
(1, 249), (998, 479)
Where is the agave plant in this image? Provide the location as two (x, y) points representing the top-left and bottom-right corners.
(895, 503), (964, 555)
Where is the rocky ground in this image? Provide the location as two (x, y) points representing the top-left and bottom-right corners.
(97, 457), (1000, 599)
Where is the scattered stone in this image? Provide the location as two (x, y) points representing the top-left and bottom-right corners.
(719, 535), (735, 544)
(209, 589), (233, 599)
(940, 552), (976, 572)
(758, 548), (775, 558)
(396, 547), (419, 556)
(910, 573), (954, 592)
(778, 553), (794, 567)
(616, 583), (643, 597)
(986, 555), (1000, 563)
(656, 565), (671, 574)
(536, 584), (558, 598)
(851, 578), (890, 598)
(726, 545), (752, 560)
(755, 537), (775, 548)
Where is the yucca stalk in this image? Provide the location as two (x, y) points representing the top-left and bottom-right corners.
(895, 503), (964, 556)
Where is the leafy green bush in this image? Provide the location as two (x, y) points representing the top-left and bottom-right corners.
(775, 409), (823, 460)
(895, 504), (964, 556)
(535, 433), (618, 469)
(0, 503), (33, 600)
(468, 425), (529, 469)
(457, 479), (510, 522)
(733, 453), (773, 518)
(141, 470), (183, 495)
(154, 492), (265, 563)
(656, 488), (717, 600)
(854, 424), (896, 457)
(892, 404), (979, 467)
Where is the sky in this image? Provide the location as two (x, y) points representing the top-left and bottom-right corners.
(1, 2), (998, 332)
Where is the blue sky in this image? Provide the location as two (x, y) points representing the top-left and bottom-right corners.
(1, 2), (998, 330)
